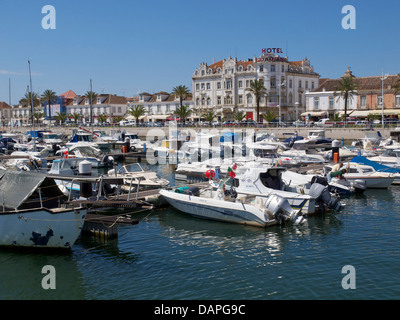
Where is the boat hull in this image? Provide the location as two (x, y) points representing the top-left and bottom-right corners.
(160, 189), (276, 227)
(0, 207), (86, 249)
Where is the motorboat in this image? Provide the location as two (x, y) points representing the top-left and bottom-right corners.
(159, 185), (306, 227)
(57, 144), (114, 168)
(367, 147), (400, 168)
(0, 170), (86, 249)
(326, 162), (395, 188)
(107, 163), (170, 191)
(227, 166), (317, 214)
(66, 130), (109, 150)
(350, 155), (400, 185)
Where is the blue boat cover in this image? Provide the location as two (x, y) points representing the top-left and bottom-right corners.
(350, 156), (400, 173)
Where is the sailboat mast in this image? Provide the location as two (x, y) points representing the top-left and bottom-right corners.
(28, 59), (36, 152)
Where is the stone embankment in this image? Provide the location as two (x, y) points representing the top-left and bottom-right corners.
(5, 125), (397, 141)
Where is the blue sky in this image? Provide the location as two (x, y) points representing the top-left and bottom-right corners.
(0, 0), (399, 104)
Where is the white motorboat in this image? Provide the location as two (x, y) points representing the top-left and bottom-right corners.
(367, 147), (400, 168)
(108, 163), (170, 191)
(66, 131), (109, 150)
(0, 171), (86, 249)
(159, 185), (306, 227)
(229, 166), (317, 214)
(328, 162), (395, 188)
(57, 144), (114, 168)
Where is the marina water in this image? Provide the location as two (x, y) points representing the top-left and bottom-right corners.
(1, 162), (400, 300)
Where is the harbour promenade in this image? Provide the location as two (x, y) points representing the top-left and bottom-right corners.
(6, 125), (396, 141)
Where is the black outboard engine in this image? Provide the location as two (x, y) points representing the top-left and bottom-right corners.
(309, 183), (343, 212)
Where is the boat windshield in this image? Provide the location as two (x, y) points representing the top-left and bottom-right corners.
(119, 163), (144, 174)
(78, 134), (94, 142)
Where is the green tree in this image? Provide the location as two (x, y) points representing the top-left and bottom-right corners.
(234, 110), (246, 123)
(127, 105), (146, 125)
(19, 92), (40, 108)
(246, 79), (268, 123)
(334, 76), (358, 126)
(33, 111), (44, 125)
(41, 89), (57, 121)
(71, 112), (81, 124)
(172, 85), (190, 109)
(84, 90), (97, 125)
(97, 114), (108, 125)
(114, 115), (124, 125)
(202, 110), (217, 123)
(174, 104), (192, 124)
(262, 109), (278, 127)
(54, 112), (67, 125)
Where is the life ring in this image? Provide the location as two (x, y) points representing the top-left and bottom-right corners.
(130, 145), (136, 152)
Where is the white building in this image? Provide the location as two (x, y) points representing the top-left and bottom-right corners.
(134, 91), (194, 122)
(192, 50), (320, 122)
(67, 94), (128, 123)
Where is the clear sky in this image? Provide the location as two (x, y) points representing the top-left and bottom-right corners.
(1, 0), (399, 104)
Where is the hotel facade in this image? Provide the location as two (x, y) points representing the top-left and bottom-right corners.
(192, 49), (320, 122)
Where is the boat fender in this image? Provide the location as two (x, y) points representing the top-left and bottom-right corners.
(154, 150), (158, 157)
(130, 145), (136, 152)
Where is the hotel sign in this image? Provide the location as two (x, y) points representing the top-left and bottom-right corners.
(256, 48), (287, 63)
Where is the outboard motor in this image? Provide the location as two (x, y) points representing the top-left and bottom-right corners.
(352, 179), (366, 194)
(264, 194), (307, 225)
(309, 183), (342, 212)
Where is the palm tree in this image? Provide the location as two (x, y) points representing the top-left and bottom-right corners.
(202, 110), (217, 123)
(97, 114), (108, 125)
(19, 92), (40, 108)
(84, 90), (97, 126)
(41, 89), (57, 121)
(127, 105), (146, 125)
(174, 104), (192, 124)
(262, 109), (278, 127)
(71, 112), (81, 125)
(172, 85), (190, 109)
(33, 111), (45, 126)
(334, 76), (358, 126)
(234, 110), (246, 123)
(246, 79), (268, 122)
(54, 112), (67, 125)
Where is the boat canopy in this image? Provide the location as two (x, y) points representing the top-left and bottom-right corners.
(0, 171), (64, 210)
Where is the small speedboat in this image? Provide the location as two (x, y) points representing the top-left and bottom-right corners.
(159, 185), (306, 227)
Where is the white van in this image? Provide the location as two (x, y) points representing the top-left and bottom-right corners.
(315, 118), (331, 127)
(119, 120), (136, 126)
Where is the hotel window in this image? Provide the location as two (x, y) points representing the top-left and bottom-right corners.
(313, 97), (319, 109)
(311, 81), (315, 90)
(206, 83), (210, 90)
(217, 96), (221, 105)
(329, 97), (334, 109)
(201, 83), (205, 90)
(201, 70), (205, 76)
(226, 80), (232, 90)
(238, 80), (243, 88)
(97, 98), (101, 104)
(281, 64), (285, 72)
(247, 94), (253, 105)
(196, 98), (200, 106)
(396, 96), (400, 107)
(157, 105), (161, 113)
(260, 65), (264, 72)
(360, 96), (366, 109)
(298, 80), (302, 88)
(305, 81), (309, 90)
(73, 99), (78, 105)
(118, 107), (122, 113)
(196, 83), (199, 90)
(289, 79), (292, 89)
(270, 77), (276, 89)
(207, 97), (211, 106)
(166, 105), (170, 113)
(271, 65), (275, 72)
(85, 98), (89, 105)
(217, 82), (221, 89)
(377, 96), (383, 106)
(201, 98), (205, 106)
(238, 95), (243, 104)
(246, 80), (250, 88)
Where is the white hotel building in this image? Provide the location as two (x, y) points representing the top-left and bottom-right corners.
(192, 50), (320, 122)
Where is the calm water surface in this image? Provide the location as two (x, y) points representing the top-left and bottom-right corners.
(1, 163), (400, 300)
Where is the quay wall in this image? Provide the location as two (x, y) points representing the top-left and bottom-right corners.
(7, 126), (395, 141)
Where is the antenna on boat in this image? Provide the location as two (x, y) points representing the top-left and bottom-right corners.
(28, 59), (37, 152)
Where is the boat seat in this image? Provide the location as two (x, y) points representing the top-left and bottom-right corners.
(236, 194), (247, 203)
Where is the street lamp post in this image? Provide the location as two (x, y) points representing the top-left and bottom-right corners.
(277, 80), (286, 127)
(295, 102), (299, 128)
(381, 71), (388, 128)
